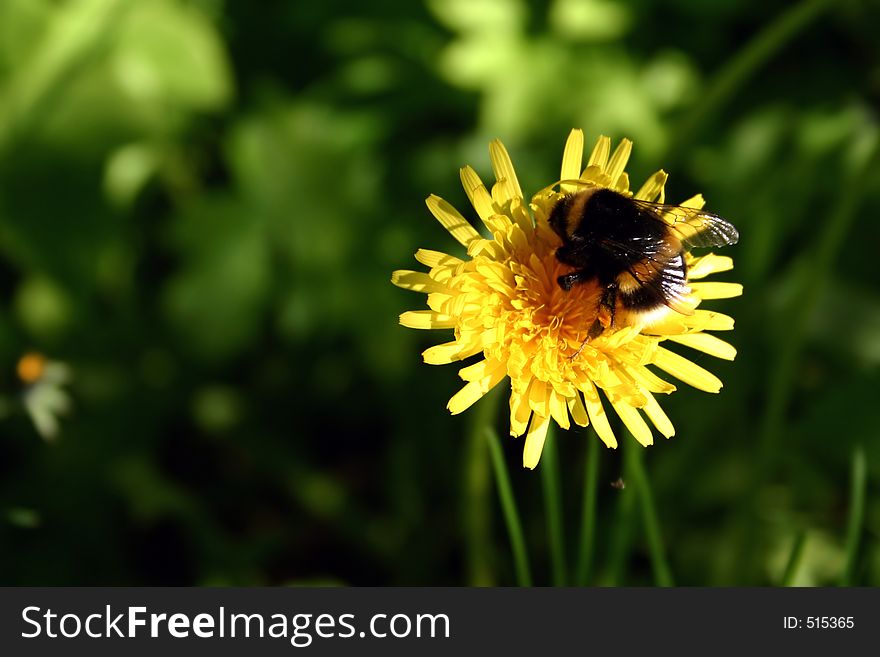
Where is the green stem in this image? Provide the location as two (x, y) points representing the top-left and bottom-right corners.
(575, 434), (600, 586)
(486, 427), (533, 586)
(668, 0), (832, 167)
(540, 424), (567, 585)
(841, 446), (867, 586)
(627, 441), (674, 587)
(464, 385), (502, 586)
(608, 445), (637, 586)
(780, 530), (806, 586)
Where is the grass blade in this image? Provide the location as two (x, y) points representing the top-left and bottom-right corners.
(575, 434), (600, 586)
(841, 446), (867, 586)
(627, 441), (675, 587)
(486, 427), (533, 586)
(540, 423), (567, 585)
(464, 385), (502, 586)
(780, 531), (807, 586)
(607, 451), (637, 586)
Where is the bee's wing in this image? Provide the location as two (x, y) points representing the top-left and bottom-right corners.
(599, 237), (694, 316)
(631, 199), (739, 249)
(627, 256), (694, 316)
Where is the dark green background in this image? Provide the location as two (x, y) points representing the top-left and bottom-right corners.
(0, 0), (878, 586)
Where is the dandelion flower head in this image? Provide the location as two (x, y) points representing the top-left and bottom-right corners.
(392, 131), (742, 468)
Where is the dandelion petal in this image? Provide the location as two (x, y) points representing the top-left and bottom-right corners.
(612, 401), (653, 446)
(690, 282), (743, 300)
(635, 170), (667, 202)
(391, 270), (449, 294)
(586, 135), (611, 170)
(582, 382), (618, 448)
(605, 138), (633, 184)
(459, 166), (496, 223)
(653, 347), (723, 393)
(489, 139), (523, 203)
(667, 333), (737, 360)
(523, 413), (551, 469)
(688, 254), (734, 279)
(415, 249), (462, 268)
(399, 310), (455, 329)
(560, 129), (584, 192)
(643, 391), (675, 438)
(426, 194), (481, 246)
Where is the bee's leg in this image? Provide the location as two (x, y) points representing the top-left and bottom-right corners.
(587, 283), (618, 339)
(602, 283), (618, 327)
(572, 295), (611, 359)
(569, 339), (590, 360)
(586, 319), (604, 341)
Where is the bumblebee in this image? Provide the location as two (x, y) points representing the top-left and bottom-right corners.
(548, 187), (739, 339)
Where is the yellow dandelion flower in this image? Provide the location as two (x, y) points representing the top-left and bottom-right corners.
(392, 131), (742, 469)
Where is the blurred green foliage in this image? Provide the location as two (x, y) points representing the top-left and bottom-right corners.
(0, 0), (879, 586)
